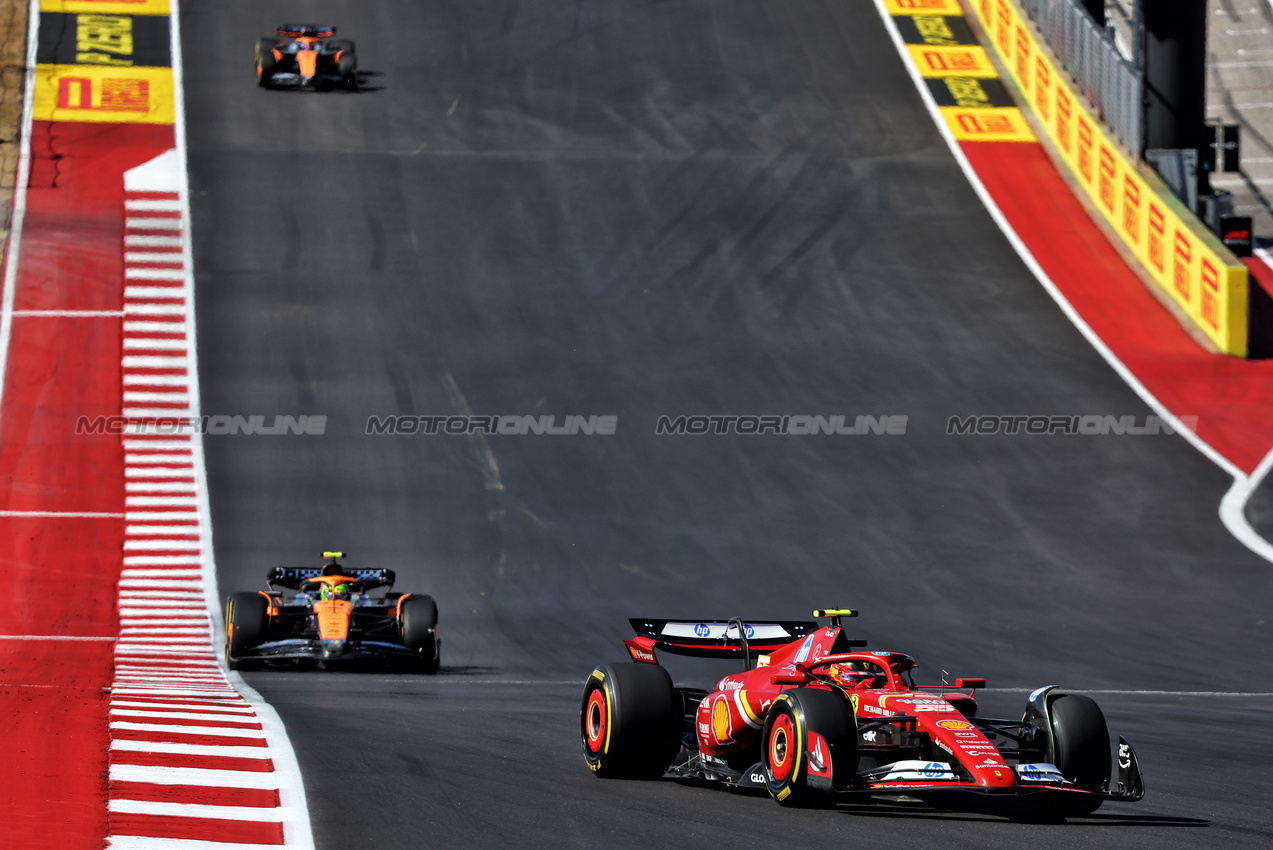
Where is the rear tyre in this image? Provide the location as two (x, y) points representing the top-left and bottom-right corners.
(1031, 693), (1110, 817)
(256, 38), (276, 86)
(225, 592), (268, 670)
(338, 53), (358, 90)
(762, 688), (857, 807)
(580, 663), (680, 778)
(400, 595), (439, 673)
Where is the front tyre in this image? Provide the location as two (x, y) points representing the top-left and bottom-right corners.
(400, 595), (440, 673)
(1030, 693), (1111, 817)
(762, 688), (857, 807)
(580, 663), (680, 778)
(255, 38), (277, 86)
(224, 592), (269, 670)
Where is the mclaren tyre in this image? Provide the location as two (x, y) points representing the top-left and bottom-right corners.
(255, 38), (276, 86)
(224, 591), (269, 670)
(400, 595), (440, 673)
(581, 663), (681, 779)
(762, 688), (857, 808)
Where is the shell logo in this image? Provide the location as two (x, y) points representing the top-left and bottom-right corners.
(936, 719), (975, 731)
(711, 696), (733, 744)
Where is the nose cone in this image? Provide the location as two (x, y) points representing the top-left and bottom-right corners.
(297, 49), (318, 78)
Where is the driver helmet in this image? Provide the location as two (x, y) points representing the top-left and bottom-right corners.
(320, 582), (350, 600)
(831, 660), (884, 688)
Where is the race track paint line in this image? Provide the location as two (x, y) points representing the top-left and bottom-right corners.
(111, 723), (266, 738)
(0, 510), (125, 517)
(111, 740), (272, 758)
(108, 800), (285, 822)
(11, 310), (126, 317)
(106, 838), (290, 850)
(0, 634), (117, 641)
(110, 764), (278, 789)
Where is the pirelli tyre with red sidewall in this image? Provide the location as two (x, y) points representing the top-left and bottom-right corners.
(761, 687), (858, 806)
(581, 663), (681, 778)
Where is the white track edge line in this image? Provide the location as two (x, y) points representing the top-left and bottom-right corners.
(168, 4), (314, 848)
(0, 1), (39, 415)
(872, 0), (1273, 565)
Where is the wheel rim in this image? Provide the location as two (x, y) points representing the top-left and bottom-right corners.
(584, 688), (607, 754)
(768, 713), (795, 782)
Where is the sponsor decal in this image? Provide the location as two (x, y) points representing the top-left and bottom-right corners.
(922, 762), (945, 779)
(711, 695), (733, 745)
(793, 635), (814, 664)
(693, 622), (710, 637)
(937, 719), (975, 731)
(942, 107), (1035, 142)
(1201, 259), (1220, 329)
(33, 64), (174, 124)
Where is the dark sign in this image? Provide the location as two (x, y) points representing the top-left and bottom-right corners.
(1220, 215), (1253, 258)
(37, 13), (171, 68)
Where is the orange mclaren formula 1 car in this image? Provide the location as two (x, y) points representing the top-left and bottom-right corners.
(224, 552), (439, 672)
(256, 25), (358, 90)
(582, 609), (1144, 816)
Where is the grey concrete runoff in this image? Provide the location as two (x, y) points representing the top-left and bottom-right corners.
(182, 1), (1273, 847)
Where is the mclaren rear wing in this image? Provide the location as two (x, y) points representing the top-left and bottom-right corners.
(626, 618), (818, 663)
(267, 567), (396, 591)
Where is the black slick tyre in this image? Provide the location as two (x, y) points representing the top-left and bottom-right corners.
(225, 591), (268, 670)
(1031, 693), (1111, 817)
(400, 595), (439, 673)
(581, 662), (680, 778)
(762, 687), (857, 807)
(256, 38), (276, 86)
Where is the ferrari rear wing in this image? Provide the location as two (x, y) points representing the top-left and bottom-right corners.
(628, 618), (818, 660)
(267, 566), (395, 591)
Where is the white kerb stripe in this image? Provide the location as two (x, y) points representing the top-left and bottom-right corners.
(108, 799), (284, 822)
(110, 739), (270, 757)
(125, 235), (183, 247)
(112, 700), (255, 714)
(125, 268), (186, 281)
(109, 763), (277, 789)
(124, 199), (182, 212)
(126, 217), (182, 229)
(107, 839), (291, 850)
(111, 709), (262, 724)
(110, 722), (264, 738)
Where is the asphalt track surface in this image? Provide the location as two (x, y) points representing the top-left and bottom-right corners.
(183, 1), (1273, 846)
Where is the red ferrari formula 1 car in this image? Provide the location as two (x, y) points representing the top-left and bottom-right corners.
(255, 25), (358, 90)
(581, 609), (1144, 815)
(224, 552), (439, 672)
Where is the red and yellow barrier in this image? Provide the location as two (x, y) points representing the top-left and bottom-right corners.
(968, 0), (1249, 356)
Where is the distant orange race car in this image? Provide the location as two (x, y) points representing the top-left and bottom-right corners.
(224, 552), (439, 672)
(255, 24), (358, 91)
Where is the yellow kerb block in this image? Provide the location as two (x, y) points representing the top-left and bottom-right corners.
(33, 65), (174, 125)
(907, 45), (999, 78)
(940, 107), (1036, 142)
(40, 0), (171, 14)
(883, 0), (963, 14)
